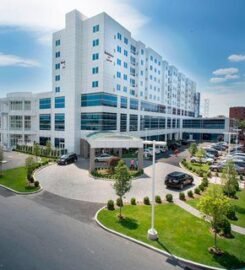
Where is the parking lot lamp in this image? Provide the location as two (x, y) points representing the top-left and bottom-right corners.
(143, 140), (166, 240)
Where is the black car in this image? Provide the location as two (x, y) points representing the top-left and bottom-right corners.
(205, 148), (219, 157)
(165, 172), (194, 189)
(57, 153), (78, 165)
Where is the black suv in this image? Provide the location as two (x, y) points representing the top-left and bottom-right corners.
(57, 153), (78, 165)
(165, 172), (194, 189)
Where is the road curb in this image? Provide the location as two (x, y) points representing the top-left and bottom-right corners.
(94, 206), (226, 270)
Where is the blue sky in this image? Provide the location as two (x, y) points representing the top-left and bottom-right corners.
(0, 0), (244, 116)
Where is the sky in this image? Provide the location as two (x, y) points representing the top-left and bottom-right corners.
(0, 0), (244, 116)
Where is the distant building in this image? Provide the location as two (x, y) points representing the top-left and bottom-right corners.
(229, 107), (245, 121)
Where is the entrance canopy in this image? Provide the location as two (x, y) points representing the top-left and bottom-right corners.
(86, 132), (144, 149)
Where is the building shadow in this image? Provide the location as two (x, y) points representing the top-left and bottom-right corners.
(213, 251), (245, 269)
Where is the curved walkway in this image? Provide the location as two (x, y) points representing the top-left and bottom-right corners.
(175, 199), (245, 235)
(35, 158), (201, 203)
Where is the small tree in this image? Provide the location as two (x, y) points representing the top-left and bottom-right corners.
(113, 160), (131, 219)
(33, 143), (40, 161)
(46, 140), (52, 157)
(25, 156), (36, 181)
(0, 146), (4, 177)
(107, 157), (121, 173)
(198, 185), (231, 253)
(196, 148), (206, 163)
(188, 143), (197, 157)
(221, 160), (239, 198)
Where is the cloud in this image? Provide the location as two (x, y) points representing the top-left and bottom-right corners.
(210, 77), (227, 83)
(0, 0), (149, 45)
(212, 67), (239, 76)
(228, 54), (245, 62)
(0, 52), (40, 67)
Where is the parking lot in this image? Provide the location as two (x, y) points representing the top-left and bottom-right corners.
(1, 151), (30, 170)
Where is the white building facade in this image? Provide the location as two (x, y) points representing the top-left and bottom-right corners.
(0, 10), (208, 153)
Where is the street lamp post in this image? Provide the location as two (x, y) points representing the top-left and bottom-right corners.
(143, 140), (166, 240)
(232, 128), (241, 154)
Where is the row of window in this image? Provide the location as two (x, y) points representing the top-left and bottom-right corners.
(9, 101), (31, 111)
(39, 114), (65, 131)
(39, 97), (65, 109)
(183, 119), (225, 129)
(9, 115), (31, 130)
(39, 136), (65, 148)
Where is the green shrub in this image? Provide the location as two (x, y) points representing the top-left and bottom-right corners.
(199, 184), (205, 192)
(34, 181), (39, 188)
(207, 171), (212, 178)
(130, 197), (136, 205)
(240, 175), (244, 181)
(116, 197), (123, 207)
(226, 206), (237, 220)
(194, 187), (200, 195)
(155, 195), (162, 204)
(143, 196), (150, 205)
(179, 192), (185, 201)
(166, 194), (173, 203)
(29, 175), (34, 184)
(182, 158), (186, 163)
(218, 218), (232, 237)
(107, 200), (115, 210)
(187, 190), (193, 198)
(202, 177), (209, 187)
(199, 171), (203, 177)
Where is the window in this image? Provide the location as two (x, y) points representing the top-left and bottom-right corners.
(81, 112), (117, 131)
(81, 92), (117, 108)
(130, 98), (138, 110)
(130, 45), (136, 55)
(55, 40), (60, 46)
(55, 63), (60, 70)
(123, 86), (127, 93)
(92, 81), (99, 88)
(55, 96), (65, 108)
(92, 53), (99, 60)
(167, 118), (171, 128)
(141, 60), (144, 65)
(24, 116), (31, 130)
(117, 59), (121, 66)
(120, 114), (127, 132)
(10, 115), (22, 130)
(124, 37), (128, 44)
(117, 33), (122, 40)
(116, 84), (121, 91)
(116, 72), (121, 78)
(129, 114), (138, 131)
(141, 49), (144, 55)
(92, 39), (99, 47)
(55, 51), (60, 58)
(150, 55), (153, 61)
(120, 96), (127, 109)
(93, 25), (99, 33)
(92, 67), (99, 74)
(123, 62), (128, 68)
(10, 101), (22, 110)
(124, 50), (128, 56)
(55, 113), (65, 131)
(24, 101), (31, 110)
(117, 46), (121, 53)
(39, 114), (51, 130)
(39, 98), (51, 109)
(55, 86), (60, 93)
(55, 138), (65, 148)
(39, 137), (50, 146)
(123, 74), (127, 80)
(55, 75), (60, 81)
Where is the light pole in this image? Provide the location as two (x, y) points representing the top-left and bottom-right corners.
(143, 139), (166, 240)
(223, 131), (236, 155)
(232, 128), (241, 154)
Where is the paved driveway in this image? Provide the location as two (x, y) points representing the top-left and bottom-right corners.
(36, 156), (201, 203)
(2, 151), (30, 170)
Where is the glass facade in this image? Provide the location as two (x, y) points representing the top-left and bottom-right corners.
(55, 113), (65, 131)
(140, 116), (165, 130)
(130, 98), (138, 110)
(120, 114), (127, 132)
(81, 113), (117, 131)
(120, 96), (127, 109)
(39, 137), (50, 146)
(129, 114), (138, 131)
(55, 96), (65, 108)
(141, 101), (166, 113)
(81, 92), (117, 108)
(10, 116), (22, 130)
(55, 138), (65, 148)
(39, 114), (51, 130)
(39, 98), (51, 109)
(183, 119), (225, 129)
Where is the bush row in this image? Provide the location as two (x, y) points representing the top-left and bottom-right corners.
(181, 159), (211, 178)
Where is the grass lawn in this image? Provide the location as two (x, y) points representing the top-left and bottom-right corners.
(187, 187), (245, 228)
(98, 204), (245, 269)
(92, 168), (142, 179)
(185, 161), (210, 173)
(0, 167), (39, 193)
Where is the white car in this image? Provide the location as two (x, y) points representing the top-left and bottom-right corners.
(190, 156), (214, 164)
(95, 153), (113, 162)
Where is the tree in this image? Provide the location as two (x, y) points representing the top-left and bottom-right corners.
(113, 160), (131, 218)
(0, 146), (4, 177)
(221, 160), (239, 198)
(188, 143), (197, 157)
(107, 156), (121, 173)
(25, 156), (36, 181)
(46, 140), (52, 157)
(238, 120), (245, 130)
(198, 185), (231, 253)
(196, 148), (206, 163)
(33, 143), (40, 161)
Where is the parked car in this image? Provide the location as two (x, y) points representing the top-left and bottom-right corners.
(165, 171), (194, 189)
(232, 153), (245, 158)
(57, 153), (78, 165)
(204, 148), (219, 157)
(158, 146), (168, 153)
(235, 165), (245, 175)
(95, 153), (114, 162)
(211, 144), (226, 151)
(144, 149), (153, 158)
(210, 162), (225, 172)
(180, 140), (189, 145)
(205, 152), (216, 160)
(190, 156), (214, 164)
